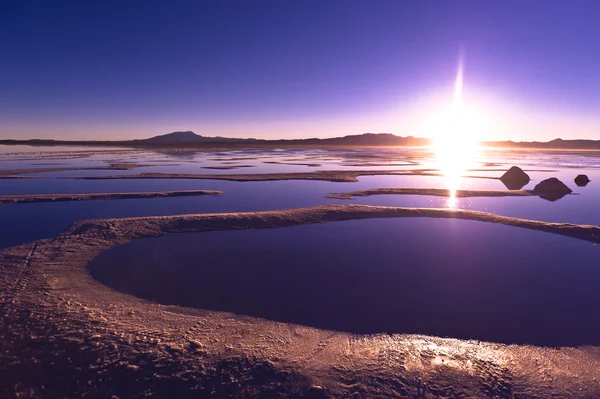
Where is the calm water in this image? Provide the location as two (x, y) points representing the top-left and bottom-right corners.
(3, 145), (599, 346)
(89, 218), (600, 347)
(0, 145), (599, 250)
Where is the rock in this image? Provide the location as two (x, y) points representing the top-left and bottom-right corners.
(500, 166), (530, 190)
(534, 177), (572, 201)
(575, 174), (590, 187)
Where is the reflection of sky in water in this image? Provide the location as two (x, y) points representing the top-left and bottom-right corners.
(89, 218), (600, 346)
(0, 145), (599, 249)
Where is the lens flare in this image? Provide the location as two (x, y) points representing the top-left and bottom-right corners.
(427, 56), (483, 205)
(453, 57), (464, 104)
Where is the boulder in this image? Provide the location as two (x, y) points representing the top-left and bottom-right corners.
(500, 166), (530, 190)
(534, 177), (572, 201)
(575, 174), (590, 187)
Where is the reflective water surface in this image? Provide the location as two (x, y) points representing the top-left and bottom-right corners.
(89, 218), (600, 347)
(1, 145), (598, 251)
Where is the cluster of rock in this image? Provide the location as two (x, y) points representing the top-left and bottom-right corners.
(500, 166), (590, 201)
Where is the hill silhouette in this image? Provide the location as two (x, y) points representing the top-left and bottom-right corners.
(1, 132), (600, 149)
(135, 131), (258, 145)
(134, 131), (429, 147)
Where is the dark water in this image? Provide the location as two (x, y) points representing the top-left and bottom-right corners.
(89, 218), (600, 347)
(0, 179), (341, 249)
(1, 169), (599, 250)
(1, 145), (599, 250)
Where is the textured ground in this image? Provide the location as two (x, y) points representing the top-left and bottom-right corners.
(326, 188), (535, 200)
(0, 190), (222, 206)
(201, 165), (256, 170)
(73, 170), (490, 183)
(0, 163), (154, 177)
(1, 204), (599, 398)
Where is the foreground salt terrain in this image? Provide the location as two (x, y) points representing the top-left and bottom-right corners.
(1, 205), (600, 398)
(0, 190), (222, 205)
(0, 146), (599, 398)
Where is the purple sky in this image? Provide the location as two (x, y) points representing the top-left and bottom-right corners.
(2, 0), (600, 141)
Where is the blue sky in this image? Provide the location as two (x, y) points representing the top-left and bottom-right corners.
(2, 0), (600, 140)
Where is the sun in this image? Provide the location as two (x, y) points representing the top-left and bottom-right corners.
(430, 105), (483, 197)
(426, 60), (485, 200)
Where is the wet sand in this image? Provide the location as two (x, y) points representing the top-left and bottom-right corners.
(201, 165), (256, 170)
(326, 187), (535, 200)
(72, 169), (492, 182)
(263, 161), (322, 167)
(1, 204), (599, 397)
(0, 190), (222, 205)
(0, 163), (159, 177)
(70, 168), (557, 183)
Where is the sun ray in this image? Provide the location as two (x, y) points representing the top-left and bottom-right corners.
(428, 55), (483, 205)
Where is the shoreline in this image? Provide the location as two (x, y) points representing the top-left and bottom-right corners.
(0, 163), (158, 178)
(326, 187), (536, 199)
(1, 204), (599, 397)
(0, 190), (222, 205)
(71, 169), (497, 183)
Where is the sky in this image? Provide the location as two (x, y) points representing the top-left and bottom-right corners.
(2, 0), (600, 141)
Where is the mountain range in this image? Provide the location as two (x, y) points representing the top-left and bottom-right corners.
(1, 131), (600, 149)
(132, 131), (431, 147)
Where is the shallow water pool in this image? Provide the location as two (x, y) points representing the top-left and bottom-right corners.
(89, 218), (600, 347)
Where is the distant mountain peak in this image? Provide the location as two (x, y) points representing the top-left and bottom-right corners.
(347, 132), (394, 137)
(132, 131), (430, 147)
(139, 131), (203, 143)
(161, 131), (200, 138)
(137, 130), (260, 145)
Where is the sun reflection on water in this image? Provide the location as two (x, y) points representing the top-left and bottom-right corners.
(431, 106), (482, 200)
(427, 56), (484, 208)
(444, 195), (460, 209)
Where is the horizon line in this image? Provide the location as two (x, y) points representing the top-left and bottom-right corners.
(0, 131), (595, 144)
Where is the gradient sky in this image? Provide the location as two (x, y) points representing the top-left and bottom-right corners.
(2, 0), (600, 141)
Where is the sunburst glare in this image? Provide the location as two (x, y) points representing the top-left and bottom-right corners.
(427, 57), (484, 205)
